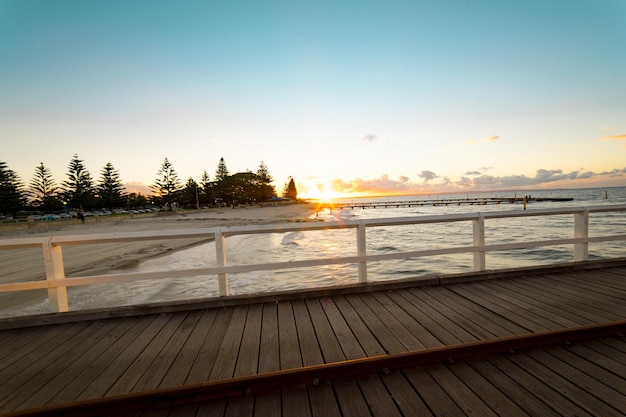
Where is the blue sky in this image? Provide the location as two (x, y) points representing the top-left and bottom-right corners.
(1, 0), (625, 198)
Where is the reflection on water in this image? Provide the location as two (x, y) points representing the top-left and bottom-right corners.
(4, 187), (625, 317)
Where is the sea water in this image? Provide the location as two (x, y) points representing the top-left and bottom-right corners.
(5, 187), (626, 315)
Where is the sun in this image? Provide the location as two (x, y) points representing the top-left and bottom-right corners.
(300, 180), (342, 201)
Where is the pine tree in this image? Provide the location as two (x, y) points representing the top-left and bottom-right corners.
(213, 158), (231, 203)
(284, 177), (298, 200)
(0, 161), (25, 216)
(199, 170), (212, 205)
(62, 154), (94, 212)
(180, 177), (200, 208)
(255, 161), (276, 201)
(29, 162), (59, 212)
(97, 162), (125, 210)
(214, 158), (229, 181)
(151, 157), (182, 211)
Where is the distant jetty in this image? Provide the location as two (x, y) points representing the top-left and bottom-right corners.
(316, 196), (574, 210)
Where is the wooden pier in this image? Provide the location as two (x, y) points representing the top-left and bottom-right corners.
(0, 260), (624, 416)
(317, 196), (574, 210)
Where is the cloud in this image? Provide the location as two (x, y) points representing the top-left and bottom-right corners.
(467, 136), (499, 145)
(362, 133), (377, 142)
(482, 135), (499, 142)
(314, 166), (626, 196)
(418, 170), (437, 182)
(601, 134), (626, 140)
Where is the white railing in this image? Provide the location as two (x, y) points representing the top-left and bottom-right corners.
(1, 204), (625, 314)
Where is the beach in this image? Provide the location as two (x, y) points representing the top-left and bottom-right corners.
(0, 203), (316, 313)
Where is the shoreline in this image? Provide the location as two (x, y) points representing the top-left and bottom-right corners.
(0, 203), (317, 315)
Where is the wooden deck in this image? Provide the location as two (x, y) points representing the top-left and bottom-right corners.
(0, 261), (625, 416)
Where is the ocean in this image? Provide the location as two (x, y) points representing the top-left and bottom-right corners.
(5, 186), (626, 315)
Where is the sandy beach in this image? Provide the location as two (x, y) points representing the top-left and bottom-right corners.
(0, 203), (317, 313)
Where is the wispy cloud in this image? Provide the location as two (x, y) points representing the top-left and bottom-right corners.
(601, 134), (626, 140)
(418, 170), (438, 182)
(467, 136), (500, 145)
(312, 167), (626, 196)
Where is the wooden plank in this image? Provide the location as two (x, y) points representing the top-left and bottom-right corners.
(253, 390), (281, 417)
(75, 314), (170, 401)
(319, 296), (365, 360)
(305, 298), (344, 363)
(522, 275), (624, 320)
(508, 349), (623, 416)
(332, 377), (373, 417)
(424, 362), (500, 417)
(259, 302), (280, 374)
(371, 291), (443, 348)
(447, 359), (531, 417)
(224, 396), (254, 417)
(469, 281), (570, 328)
(332, 295), (386, 357)
(159, 308), (219, 388)
(0, 327), (40, 362)
(485, 354), (594, 417)
(195, 399), (226, 417)
(535, 346), (626, 408)
(427, 286), (525, 337)
(1, 319), (128, 411)
(0, 321), (88, 382)
(548, 344), (626, 395)
(578, 338), (626, 366)
(185, 307), (234, 384)
(448, 283), (552, 332)
(307, 381), (341, 417)
(551, 272), (626, 298)
(502, 279), (615, 323)
(355, 373), (404, 417)
(402, 366), (467, 416)
(50, 315), (159, 405)
(209, 306), (248, 380)
(131, 310), (205, 392)
(358, 292), (425, 350)
(388, 290), (463, 345)
(84, 314), (179, 397)
(577, 270), (626, 290)
(234, 303), (263, 377)
(489, 280), (595, 326)
(408, 287), (494, 340)
(281, 385), (312, 417)
(466, 356), (563, 416)
(343, 293), (407, 354)
(291, 299), (323, 367)
(379, 370), (434, 417)
(277, 300), (303, 370)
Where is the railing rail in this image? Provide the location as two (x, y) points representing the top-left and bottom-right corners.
(1, 204), (625, 314)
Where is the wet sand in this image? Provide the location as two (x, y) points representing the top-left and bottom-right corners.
(0, 203), (317, 313)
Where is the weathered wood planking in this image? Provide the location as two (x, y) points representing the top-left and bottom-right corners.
(0, 265), (624, 416)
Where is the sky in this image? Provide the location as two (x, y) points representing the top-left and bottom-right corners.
(1, 0), (625, 199)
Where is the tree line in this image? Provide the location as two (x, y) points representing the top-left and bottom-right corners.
(0, 156), (298, 217)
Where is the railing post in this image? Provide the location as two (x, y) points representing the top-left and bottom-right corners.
(214, 228), (230, 296)
(43, 239), (69, 312)
(574, 210), (589, 261)
(357, 221), (367, 283)
(472, 214), (486, 271)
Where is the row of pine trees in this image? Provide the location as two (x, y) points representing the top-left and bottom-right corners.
(0, 156), (298, 217)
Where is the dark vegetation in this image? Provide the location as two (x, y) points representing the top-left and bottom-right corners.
(0, 156), (298, 218)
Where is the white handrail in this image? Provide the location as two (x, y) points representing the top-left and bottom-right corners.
(1, 204), (625, 314)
